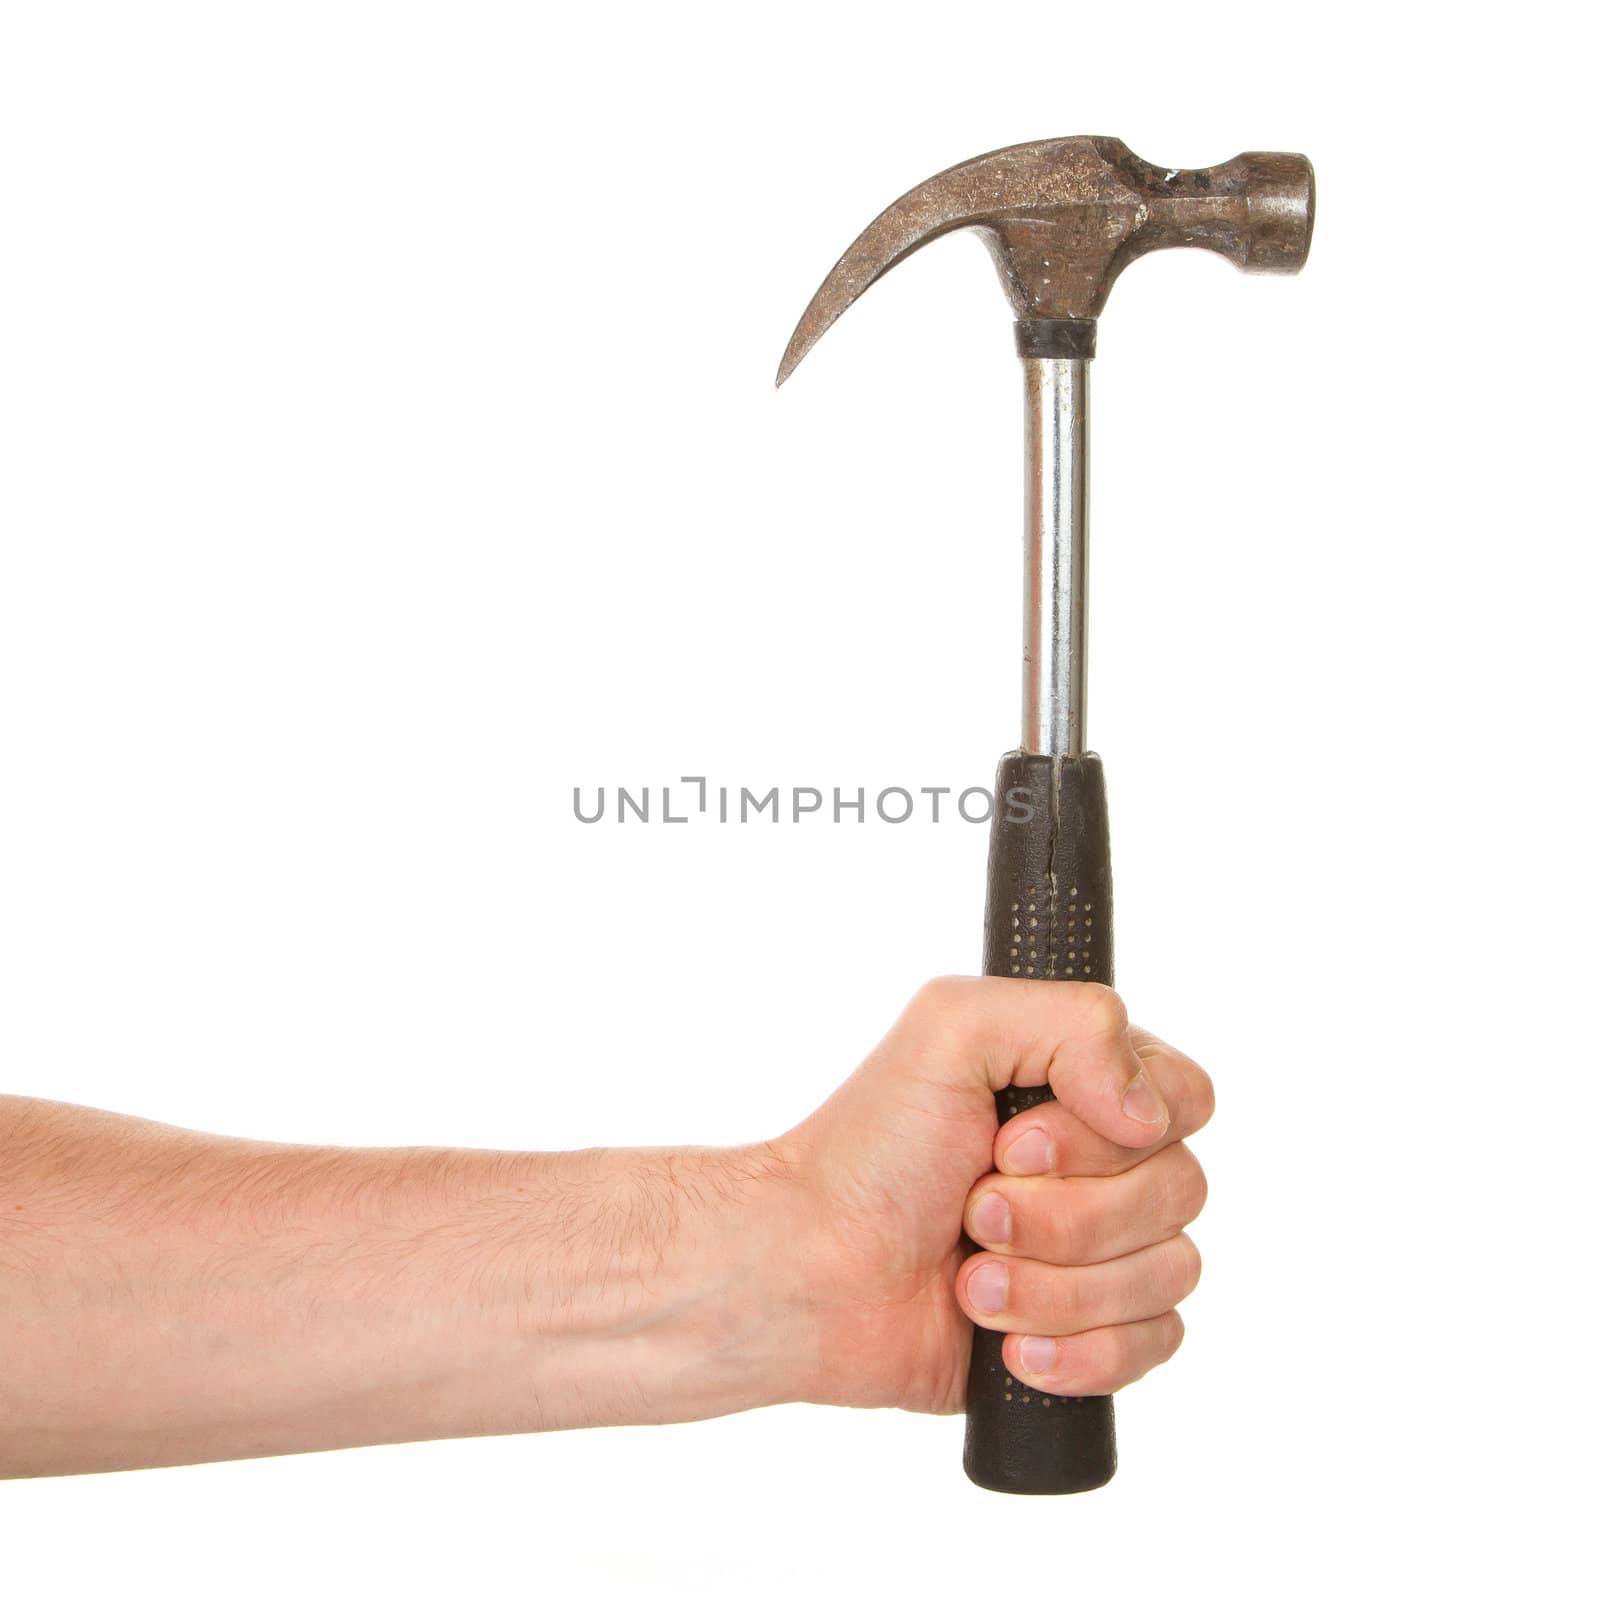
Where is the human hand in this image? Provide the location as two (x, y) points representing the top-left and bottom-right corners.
(773, 978), (1214, 1415)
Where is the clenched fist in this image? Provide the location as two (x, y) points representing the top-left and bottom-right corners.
(774, 978), (1214, 1414)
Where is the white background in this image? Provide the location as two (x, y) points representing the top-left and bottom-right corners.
(1, 2), (1595, 1595)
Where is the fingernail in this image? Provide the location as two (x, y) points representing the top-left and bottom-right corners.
(967, 1261), (1009, 1314)
(1121, 1068), (1168, 1126)
(969, 1191), (1011, 1244)
(1019, 1335), (1056, 1375)
(1002, 1126), (1053, 1175)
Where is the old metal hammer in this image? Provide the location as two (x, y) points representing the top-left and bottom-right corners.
(777, 135), (1314, 1494)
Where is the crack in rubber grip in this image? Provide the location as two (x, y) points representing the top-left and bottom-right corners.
(963, 751), (1117, 1494)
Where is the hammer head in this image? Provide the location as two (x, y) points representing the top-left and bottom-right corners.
(777, 135), (1314, 384)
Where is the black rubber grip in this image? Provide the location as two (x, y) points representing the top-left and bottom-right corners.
(963, 751), (1117, 1494)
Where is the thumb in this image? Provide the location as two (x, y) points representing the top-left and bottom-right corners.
(1010, 981), (1171, 1148)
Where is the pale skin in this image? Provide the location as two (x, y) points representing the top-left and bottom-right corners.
(0, 978), (1212, 1477)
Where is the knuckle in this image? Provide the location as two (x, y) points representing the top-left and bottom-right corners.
(1077, 983), (1129, 1038)
(1078, 1331), (1128, 1394)
(1050, 1268), (1085, 1328)
(910, 976), (988, 1048)
(1168, 1233), (1203, 1299)
(1165, 1311), (1187, 1359)
(1166, 1144), (1209, 1224)
(1092, 1314), (1188, 1393)
(912, 974), (969, 1018)
(1046, 1193), (1090, 1265)
(1189, 1062), (1217, 1129)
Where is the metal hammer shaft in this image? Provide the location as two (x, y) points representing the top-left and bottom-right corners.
(1022, 354), (1090, 757)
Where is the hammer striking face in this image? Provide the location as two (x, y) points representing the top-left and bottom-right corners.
(776, 134), (1314, 1495)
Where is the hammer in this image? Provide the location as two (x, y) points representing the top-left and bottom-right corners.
(776, 136), (1314, 1495)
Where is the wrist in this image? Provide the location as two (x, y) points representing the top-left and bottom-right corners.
(500, 1141), (819, 1429)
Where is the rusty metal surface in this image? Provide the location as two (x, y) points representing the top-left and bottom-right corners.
(777, 135), (1314, 385)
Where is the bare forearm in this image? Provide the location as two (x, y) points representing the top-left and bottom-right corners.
(0, 1097), (809, 1477)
